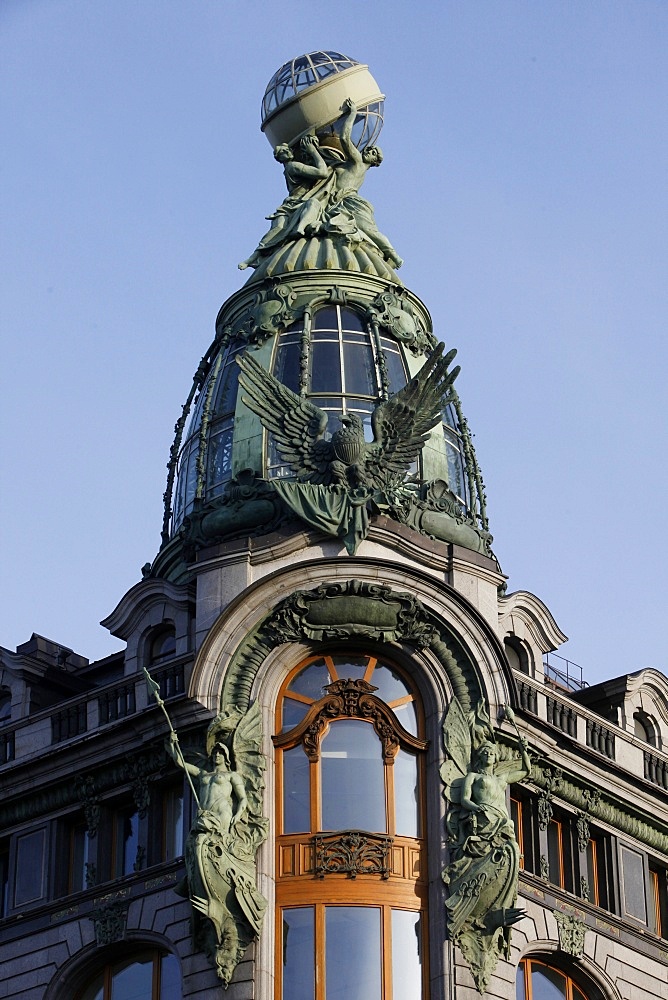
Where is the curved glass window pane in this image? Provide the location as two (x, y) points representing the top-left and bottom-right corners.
(391, 700), (417, 736)
(288, 660), (332, 699)
(394, 749), (419, 838)
(283, 745), (310, 834)
(312, 307), (339, 331)
(311, 342), (342, 393)
(111, 956), (153, 999)
(382, 344), (408, 395)
(273, 334), (302, 394)
(529, 965), (567, 1000)
(391, 910), (422, 1000)
(368, 664), (411, 703)
(325, 907), (381, 1000)
(321, 720), (385, 832)
(282, 907), (314, 1000)
(343, 341), (375, 396)
(329, 655), (369, 681)
(282, 696), (311, 732)
(207, 421), (234, 489)
(159, 953), (181, 1000)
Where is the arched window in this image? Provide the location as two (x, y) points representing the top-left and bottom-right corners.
(516, 958), (592, 1000)
(148, 626), (176, 666)
(75, 949), (180, 1000)
(273, 653), (428, 1000)
(633, 710), (659, 748)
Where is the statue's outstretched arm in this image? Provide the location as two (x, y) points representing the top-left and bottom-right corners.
(339, 98), (362, 164)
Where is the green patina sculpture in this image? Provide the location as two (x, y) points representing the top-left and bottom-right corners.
(237, 341), (460, 552)
(239, 100), (403, 272)
(164, 703), (268, 987)
(441, 699), (530, 993)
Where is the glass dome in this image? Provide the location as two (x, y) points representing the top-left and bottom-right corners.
(262, 52), (359, 120)
(260, 51), (384, 152)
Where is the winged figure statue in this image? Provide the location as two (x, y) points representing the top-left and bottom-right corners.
(440, 698), (531, 993)
(166, 702), (268, 987)
(237, 342), (460, 490)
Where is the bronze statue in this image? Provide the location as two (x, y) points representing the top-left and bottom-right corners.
(145, 667), (268, 988)
(441, 699), (530, 993)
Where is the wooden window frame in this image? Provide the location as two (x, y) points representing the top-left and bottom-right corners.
(519, 958), (590, 1000)
(273, 652), (429, 1000)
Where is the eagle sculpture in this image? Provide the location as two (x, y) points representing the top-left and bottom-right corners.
(237, 342), (460, 491)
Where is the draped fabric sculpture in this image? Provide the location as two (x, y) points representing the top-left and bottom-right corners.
(441, 699), (531, 993)
(146, 668), (268, 988)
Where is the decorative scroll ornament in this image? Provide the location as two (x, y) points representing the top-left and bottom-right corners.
(164, 703), (269, 988)
(313, 831), (393, 879)
(441, 699), (531, 994)
(576, 789), (601, 852)
(554, 910), (586, 958)
(265, 579), (438, 647)
(368, 289), (436, 356)
(274, 677), (426, 765)
(238, 282), (298, 345)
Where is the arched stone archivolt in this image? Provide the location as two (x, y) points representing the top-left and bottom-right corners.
(189, 556), (517, 721)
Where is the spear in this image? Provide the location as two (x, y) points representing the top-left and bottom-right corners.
(143, 666), (200, 808)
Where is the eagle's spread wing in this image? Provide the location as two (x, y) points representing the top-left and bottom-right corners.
(237, 352), (333, 482)
(366, 343), (460, 488)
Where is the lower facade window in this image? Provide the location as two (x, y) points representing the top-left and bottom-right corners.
(280, 904), (424, 1000)
(273, 652), (428, 1000)
(517, 959), (589, 1000)
(76, 950), (180, 1000)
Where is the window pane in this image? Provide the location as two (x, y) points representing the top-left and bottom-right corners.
(343, 342), (375, 396)
(283, 746), (310, 834)
(111, 955), (153, 999)
(391, 910), (422, 1000)
(383, 347), (407, 395)
(515, 960), (526, 1000)
(329, 655), (369, 681)
(274, 340), (302, 394)
(390, 701), (416, 736)
(115, 807), (139, 877)
(159, 953), (181, 1000)
(621, 845), (647, 921)
(282, 907), (315, 1000)
(321, 720), (386, 832)
(369, 664), (411, 704)
(325, 907), (381, 1000)
(311, 342), (342, 393)
(547, 821), (563, 887)
(339, 309), (366, 332)
(312, 307), (339, 331)
(14, 829), (46, 905)
(282, 696), (311, 732)
(289, 660), (332, 699)
(530, 964), (567, 1000)
(70, 823), (90, 892)
(394, 749), (419, 837)
(163, 786), (184, 862)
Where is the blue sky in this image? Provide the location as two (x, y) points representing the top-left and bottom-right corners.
(2, 1), (667, 685)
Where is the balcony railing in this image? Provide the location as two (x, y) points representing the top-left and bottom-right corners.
(543, 651), (587, 692)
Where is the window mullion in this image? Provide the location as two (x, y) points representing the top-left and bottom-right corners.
(386, 756), (396, 837)
(383, 905), (392, 1000)
(315, 903), (326, 1000)
(310, 760), (319, 833)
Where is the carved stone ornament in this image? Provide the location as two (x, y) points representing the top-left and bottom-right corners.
(74, 775), (101, 838)
(165, 702), (269, 988)
(580, 876), (590, 901)
(266, 578), (437, 647)
(441, 697), (532, 994)
(90, 901), (127, 947)
(540, 855), (550, 880)
(368, 289), (436, 356)
(313, 830), (393, 879)
(537, 766), (563, 831)
(554, 910), (586, 958)
(238, 282), (298, 344)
